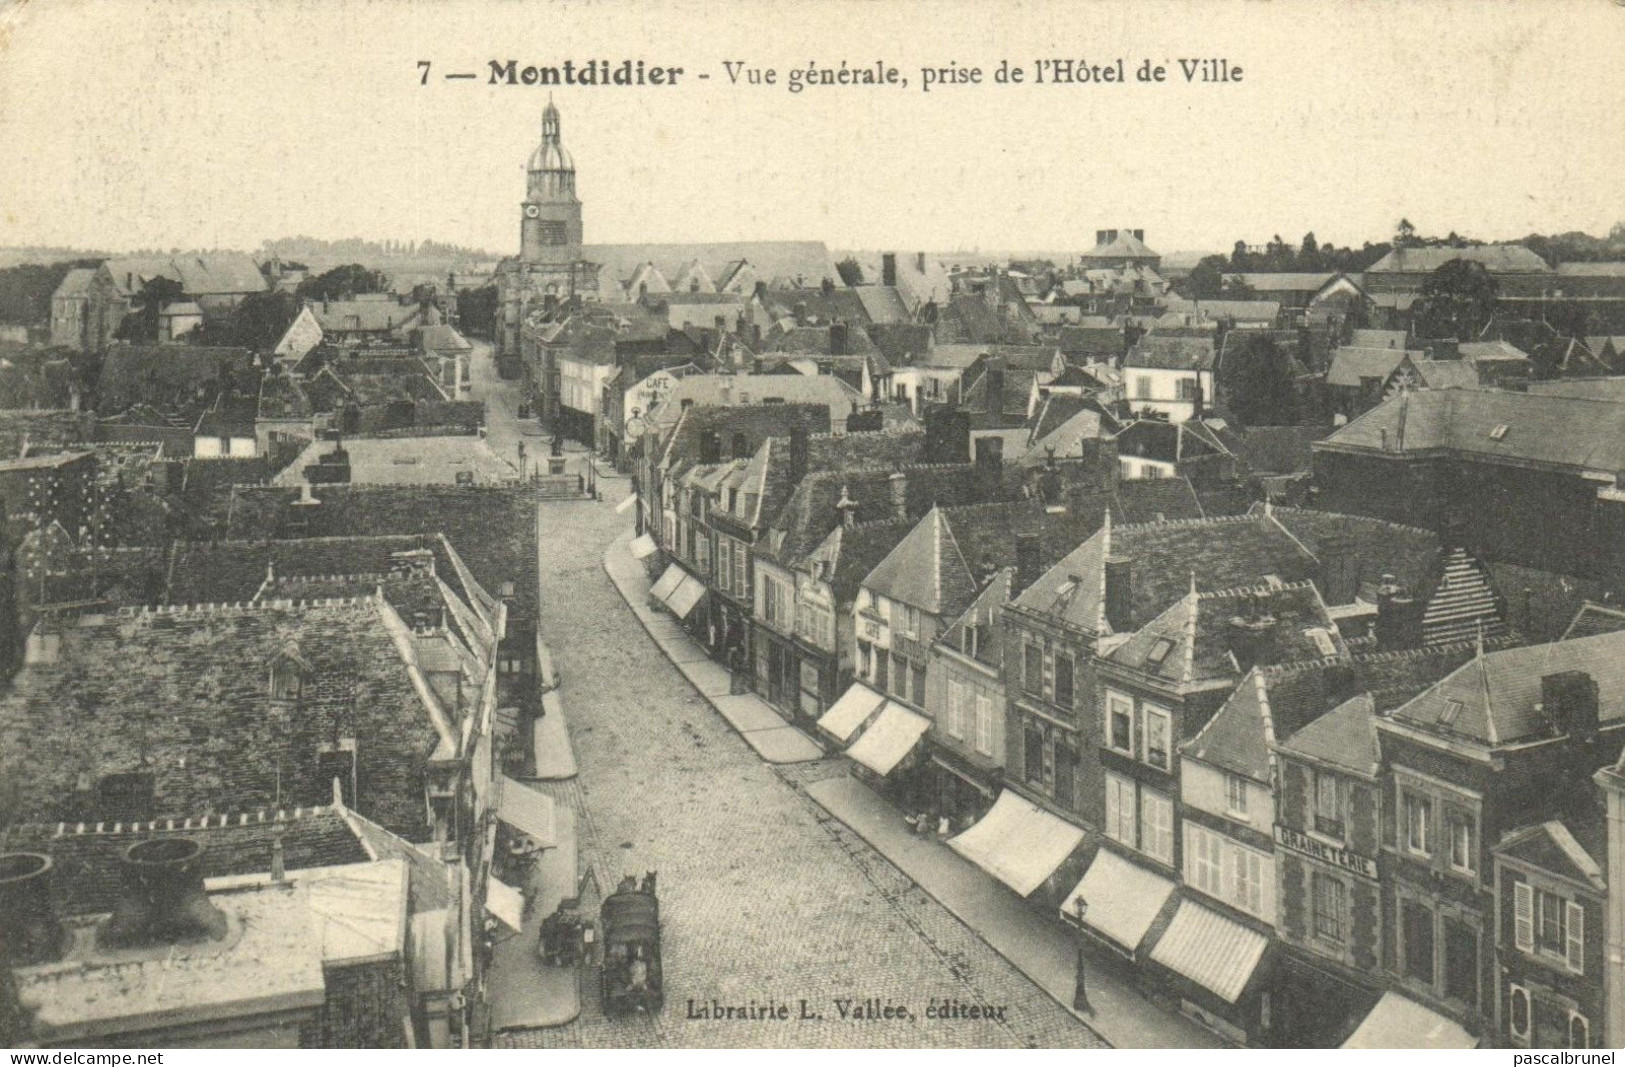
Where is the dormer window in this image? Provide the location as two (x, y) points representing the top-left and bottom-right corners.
(500, 580), (516, 599)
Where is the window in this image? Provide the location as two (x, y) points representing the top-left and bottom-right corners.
(1104, 772), (1136, 846)
(910, 663), (926, 706)
(1403, 790), (1432, 855)
(1447, 810), (1475, 874)
(1187, 824), (1224, 898)
(1024, 727), (1045, 783)
(1509, 984), (1532, 1045)
(1106, 692), (1134, 753)
(1231, 847), (1265, 916)
(1519, 886), (1586, 973)
(1312, 873), (1346, 943)
(499, 580), (517, 598)
(1054, 741), (1077, 808)
(1443, 918), (1478, 1006)
(1403, 899), (1435, 983)
(874, 649), (888, 692)
(1177, 376), (1200, 402)
(1134, 375), (1152, 399)
(1537, 889), (1566, 956)
(890, 653), (907, 698)
(1141, 788), (1175, 864)
(897, 603), (919, 639)
(1570, 1012), (1590, 1050)
(1054, 653), (1075, 708)
(858, 641), (873, 682)
(974, 693), (994, 757)
(1313, 771), (1344, 840)
(946, 679), (966, 739)
(1142, 705), (1171, 771)
(1023, 641), (1043, 696)
(1225, 774), (1250, 818)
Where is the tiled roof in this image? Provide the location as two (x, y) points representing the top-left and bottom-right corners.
(1350, 329), (1409, 349)
(1365, 245), (1551, 275)
(1115, 419), (1225, 465)
(52, 268), (97, 298)
(1081, 231), (1160, 260)
(1020, 403), (1115, 466)
(1318, 389), (1625, 470)
(1113, 477), (1204, 524)
(815, 517), (916, 603)
(656, 402), (833, 474)
(0, 806), (371, 917)
(589, 241), (840, 291)
(649, 375), (859, 428)
(1225, 272), (1338, 293)
(1056, 325), (1126, 359)
(1260, 505), (1442, 603)
(762, 287), (872, 327)
(1274, 693), (1380, 778)
(0, 597), (454, 840)
(309, 299), (424, 334)
(102, 253), (268, 297)
(1125, 335), (1215, 371)
(1387, 630), (1625, 746)
(1235, 425), (1329, 475)
(758, 461), (982, 569)
(1496, 816), (1607, 891)
(940, 567), (1013, 671)
(1562, 602), (1625, 641)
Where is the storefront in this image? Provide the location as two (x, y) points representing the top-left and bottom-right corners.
(1146, 896), (1273, 1046)
(1343, 991), (1479, 1049)
(926, 748), (998, 834)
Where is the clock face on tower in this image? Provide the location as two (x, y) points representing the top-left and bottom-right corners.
(524, 204), (540, 218)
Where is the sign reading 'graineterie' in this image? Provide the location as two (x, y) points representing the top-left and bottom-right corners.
(1274, 825), (1378, 881)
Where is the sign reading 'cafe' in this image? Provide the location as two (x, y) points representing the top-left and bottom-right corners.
(1274, 824), (1379, 881)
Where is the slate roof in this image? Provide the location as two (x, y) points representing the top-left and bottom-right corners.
(1056, 326), (1124, 359)
(1115, 419), (1228, 465)
(1125, 335), (1216, 371)
(1235, 425), (1330, 475)
(0, 596), (456, 840)
(862, 497), (1107, 619)
(1273, 693), (1381, 778)
(1162, 298), (1283, 324)
(762, 287), (872, 327)
(1562, 602), (1625, 641)
(0, 806), (371, 918)
(309, 299), (424, 334)
(1386, 630), (1625, 746)
(655, 402), (833, 475)
(648, 375), (860, 429)
(593, 242), (840, 293)
(1109, 580), (1343, 690)
(53, 267), (97, 299)
(1350, 329), (1409, 349)
(1496, 817), (1607, 892)
(1080, 231), (1160, 261)
(102, 253), (268, 298)
(940, 567), (1013, 671)
(1318, 389), (1625, 471)
(1326, 346), (1422, 388)
(813, 516), (917, 603)
(1365, 245), (1552, 275)
(1113, 477), (1204, 524)
(1261, 505), (1443, 604)
(867, 323), (936, 365)
(1402, 359), (1484, 390)
(1224, 272), (1338, 293)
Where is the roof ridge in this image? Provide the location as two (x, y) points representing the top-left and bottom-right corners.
(115, 595), (377, 618)
(1265, 504), (1439, 539)
(5, 806), (335, 839)
(1196, 578), (1320, 600)
(1116, 512), (1256, 533)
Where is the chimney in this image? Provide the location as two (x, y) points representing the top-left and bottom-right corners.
(1543, 670), (1600, 743)
(888, 469), (908, 521)
(916, 252), (926, 273)
(1133, 230), (1145, 242)
(1106, 229), (1119, 244)
(836, 484), (859, 528)
(1374, 575), (1425, 650)
(1015, 535), (1042, 593)
(1104, 554), (1133, 632)
(923, 407), (971, 465)
(698, 429), (722, 465)
(0, 853), (63, 965)
(1226, 592), (1280, 672)
(731, 431), (748, 459)
(1095, 230), (1107, 247)
(822, 277), (835, 298)
(389, 547), (436, 579)
(829, 321), (849, 356)
(789, 421), (810, 484)
(794, 302), (809, 327)
(882, 254), (898, 287)
(101, 838), (228, 949)
(982, 360), (1006, 416)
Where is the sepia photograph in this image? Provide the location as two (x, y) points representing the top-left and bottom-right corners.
(0, 0), (1623, 1052)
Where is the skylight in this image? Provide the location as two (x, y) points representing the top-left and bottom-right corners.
(1146, 637), (1175, 666)
(1489, 424), (1509, 441)
(1439, 698), (1464, 726)
(1304, 627), (1337, 657)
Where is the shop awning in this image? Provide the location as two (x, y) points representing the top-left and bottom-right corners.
(629, 533), (658, 559)
(949, 790), (1086, 897)
(665, 574), (707, 619)
(497, 777), (556, 846)
(486, 875), (525, 932)
(1342, 992), (1479, 1049)
(817, 682), (887, 742)
(1149, 897), (1269, 1004)
(930, 754), (994, 798)
(1062, 847), (1176, 953)
(649, 563), (686, 602)
(846, 703), (931, 776)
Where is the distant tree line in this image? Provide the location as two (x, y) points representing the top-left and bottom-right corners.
(0, 259), (102, 325)
(262, 236), (499, 261)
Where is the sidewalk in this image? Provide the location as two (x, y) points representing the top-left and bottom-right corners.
(488, 779), (583, 1030)
(603, 531), (823, 764)
(806, 774), (1227, 1050)
(532, 690), (578, 780)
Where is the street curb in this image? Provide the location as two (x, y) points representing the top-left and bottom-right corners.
(801, 779), (1116, 1050)
(600, 532), (823, 765)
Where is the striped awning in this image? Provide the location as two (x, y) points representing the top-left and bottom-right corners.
(496, 778), (556, 846)
(949, 790), (1086, 897)
(846, 703), (931, 776)
(649, 563), (685, 602)
(1149, 897), (1268, 1004)
(486, 876), (525, 932)
(1343, 992), (1478, 1049)
(818, 682), (887, 742)
(1062, 847), (1176, 954)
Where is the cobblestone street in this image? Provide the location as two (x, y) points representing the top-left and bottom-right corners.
(494, 492), (1104, 1049)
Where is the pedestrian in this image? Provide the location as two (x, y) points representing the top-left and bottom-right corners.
(1072, 942), (1094, 1016)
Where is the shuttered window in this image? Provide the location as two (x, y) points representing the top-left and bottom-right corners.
(1566, 901), (1585, 975)
(1514, 881), (1534, 952)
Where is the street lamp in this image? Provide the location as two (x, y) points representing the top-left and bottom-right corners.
(1071, 894), (1093, 1016)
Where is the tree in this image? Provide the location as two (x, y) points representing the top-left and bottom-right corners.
(1299, 232), (1320, 269)
(456, 284), (500, 339)
(1220, 334), (1300, 426)
(1396, 218), (1418, 248)
(1413, 259), (1499, 341)
(1181, 255), (1230, 299)
(114, 276), (185, 343)
(835, 257), (865, 287)
(296, 263), (390, 302)
(0, 259), (102, 326)
(1222, 275), (1258, 297)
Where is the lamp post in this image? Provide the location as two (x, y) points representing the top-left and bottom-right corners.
(1071, 894), (1093, 1016)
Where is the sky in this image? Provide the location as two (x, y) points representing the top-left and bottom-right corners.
(0, 0), (1621, 259)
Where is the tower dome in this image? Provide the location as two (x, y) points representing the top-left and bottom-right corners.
(528, 100), (574, 173)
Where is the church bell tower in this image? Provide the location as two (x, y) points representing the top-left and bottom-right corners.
(521, 99), (584, 264)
